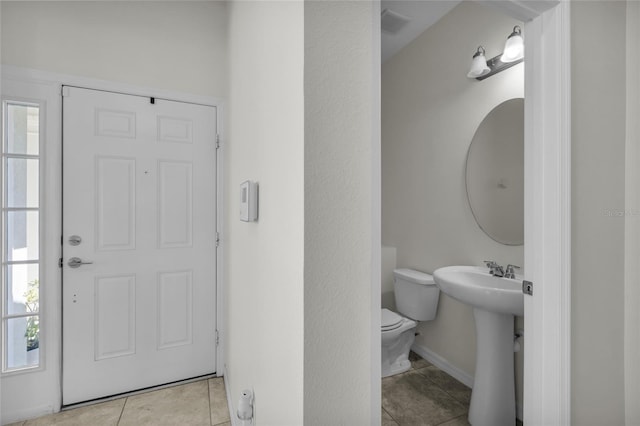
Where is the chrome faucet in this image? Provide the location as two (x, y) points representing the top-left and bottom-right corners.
(484, 261), (505, 277)
(504, 264), (521, 279)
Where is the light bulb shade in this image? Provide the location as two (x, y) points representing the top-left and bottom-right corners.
(500, 26), (524, 63)
(467, 48), (490, 78)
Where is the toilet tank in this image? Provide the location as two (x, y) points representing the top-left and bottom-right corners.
(394, 268), (440, 321)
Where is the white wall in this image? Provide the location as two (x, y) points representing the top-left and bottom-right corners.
(571, 2), (626, 424)
(382, 0), (523, 387)
(382, 246), (397, 310)
(226, 2), (379, 424)
(626, 1), (640, 424)
(304, 1), (378, 423)
(226, 2), (304, 425)
(0, 1), (227, 97)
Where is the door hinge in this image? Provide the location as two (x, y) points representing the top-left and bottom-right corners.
(215, 330), (220, 346)
(215, 232), (220, 247)
(522, 280), (533, 296)
(216, 134), (220, 149)
(61, 86), (70, 97)
(58, 257), (64, 268)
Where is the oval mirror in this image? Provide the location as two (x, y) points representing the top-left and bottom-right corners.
(465, 98), (524, 245)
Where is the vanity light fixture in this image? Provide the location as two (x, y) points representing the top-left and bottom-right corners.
(467, 46), (491, 79)
(501, 26), (524, 62)
(467, 25), (524, 81)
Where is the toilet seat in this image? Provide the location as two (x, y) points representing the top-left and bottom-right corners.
(381, 308), (404, 331)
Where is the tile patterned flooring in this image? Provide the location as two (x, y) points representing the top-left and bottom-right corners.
(382, 352), (472, 426)
(10, 353), (518, 426)
(8, 378), (230, 426)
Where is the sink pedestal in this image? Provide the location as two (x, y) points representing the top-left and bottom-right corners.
(469, 308), (516, 426)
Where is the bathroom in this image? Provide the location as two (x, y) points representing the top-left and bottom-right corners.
(380, 1), (525, 424)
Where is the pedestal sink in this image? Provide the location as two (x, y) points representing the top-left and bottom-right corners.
(433, 266), (523, 426)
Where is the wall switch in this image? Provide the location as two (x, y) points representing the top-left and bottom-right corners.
(240, 181), (258, 222)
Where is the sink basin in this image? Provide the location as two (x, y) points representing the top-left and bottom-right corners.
(433, 265), (523, 316)
(433, 265), (524, 426)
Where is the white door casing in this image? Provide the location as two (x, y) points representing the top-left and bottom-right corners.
(62, 86), (217, 404)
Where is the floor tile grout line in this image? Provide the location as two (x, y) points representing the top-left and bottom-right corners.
(433, 413), (469, 426)
(208, 378), (213, 426)
(116, 396), (128, 425)
(413, 366), (471, 408)
(382, 406), (400, 425)
(385, 360), (470, 426)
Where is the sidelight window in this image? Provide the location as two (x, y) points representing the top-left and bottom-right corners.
(1, 101), (42, 372)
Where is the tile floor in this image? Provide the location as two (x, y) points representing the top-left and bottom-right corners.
(8, 377), (230, 426)
(10, 355), (519, 426)
(382, 352), (472, 426)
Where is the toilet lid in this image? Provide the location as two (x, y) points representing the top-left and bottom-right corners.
(381, 309), (403, 331)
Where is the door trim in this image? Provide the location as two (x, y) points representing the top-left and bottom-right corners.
(0, 65), (226, 419)
(626, 1), (640, 423)
(522, 3), (572, 425)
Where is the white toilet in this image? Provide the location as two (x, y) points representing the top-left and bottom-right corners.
(381, 268), (440, 378)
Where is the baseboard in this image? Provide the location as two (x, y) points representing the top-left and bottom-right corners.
(1, 404), (54, 425)
(410, 343), (523, 421)
(223, 366), (236, 426)
(411, 343), (474, 388)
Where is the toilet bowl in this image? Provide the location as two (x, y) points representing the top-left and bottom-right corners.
(381, 268), (440, 378)
(381, 308), (417, 377)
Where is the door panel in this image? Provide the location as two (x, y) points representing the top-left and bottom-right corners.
(62, 87), (216, 405)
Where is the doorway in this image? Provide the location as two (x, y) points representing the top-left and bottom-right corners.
(376, 1), (571, 425)
(61, 86), (218, 405)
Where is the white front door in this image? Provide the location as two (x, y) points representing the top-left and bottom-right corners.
(62, 86), (217, 405)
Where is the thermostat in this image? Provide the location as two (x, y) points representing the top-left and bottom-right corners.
(240, 181), (258, 222)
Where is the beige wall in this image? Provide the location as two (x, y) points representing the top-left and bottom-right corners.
(304, 1), (377, 423)
(226, 1), (304, 425)
(1, 1), (227, 97)
(572, 2), (626, 424)
(382, 0), (523, 385)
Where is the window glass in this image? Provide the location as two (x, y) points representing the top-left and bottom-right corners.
(5, 316), (39, 370)
(6, 264), (39, 316)
(6, 158), (39, 208)
(2, 101), (41, 372)
(6, 104), (39, 155)
(6, 211), (39, 262)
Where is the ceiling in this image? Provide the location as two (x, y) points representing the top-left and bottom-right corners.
(381, 0), (462, 63)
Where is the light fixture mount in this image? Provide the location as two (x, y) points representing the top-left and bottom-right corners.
(474, 54), (523, 81)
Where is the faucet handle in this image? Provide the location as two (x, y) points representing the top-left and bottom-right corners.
(484, 260), (500, 276)
(505, 264), (521, 278)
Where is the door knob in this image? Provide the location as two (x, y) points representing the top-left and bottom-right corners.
(68, 257), (93, 268)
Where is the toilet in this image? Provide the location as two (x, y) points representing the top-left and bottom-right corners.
(381, 268), (440, 378)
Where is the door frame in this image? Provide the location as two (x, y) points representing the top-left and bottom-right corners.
(0, 65), (225, 422)
(372, 1), (571, 425)
(520, 2), (572, 424)
(626, 1), (640, 423)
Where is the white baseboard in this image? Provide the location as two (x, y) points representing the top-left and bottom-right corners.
(223, 366), (237, 426)
(411, 343), (474, 388)
(223, 366), (254, 426)
(1, 404), (55, 425)
(410, 343), (522, 421)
